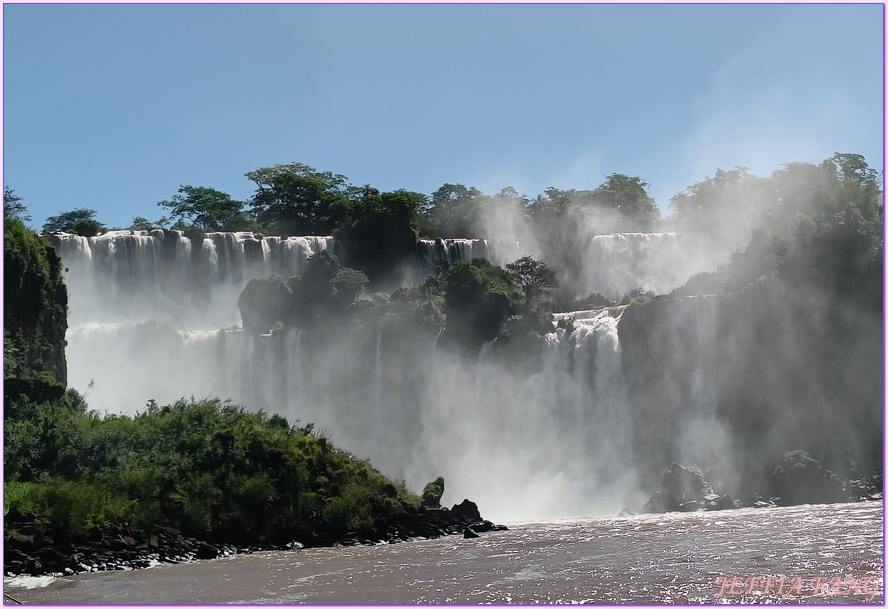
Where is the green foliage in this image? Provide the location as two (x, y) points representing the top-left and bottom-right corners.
(69, 218), (104, 238)
(530, 187), (582, 225)
(676, 154), (883, 312)
(332, 267), (369, 305)
(773, 450), (820, 480)
(245, 163), (350, 236)
(158, 185), (251, 232)
(235, 252), (373, 329)
(337, 187), (425, 277)
(128, 216), (165, 231)
(4, 396), (419, 545)
(424, 184), (484, 237)
(506, 256), (559, 312)
(561, 292), (614, 312)
(618, 287), (656, 306)
(4, 186), (31, 224)
(4, 481), (39, 516)
(421, 476), (445, 507)
(667, 167), (766, 230)
(4, 219), (68, 387)
(42, 208), (105, 235)
(772, 449), (846, 505)
(591, 173), (661, 229)
(438, 259), (519, 351)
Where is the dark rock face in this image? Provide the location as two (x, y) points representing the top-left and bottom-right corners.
(712, 494), (737, 510)
(641, 464), (739, 514)
(450, 499), (482, 522)
(772, 451), (848, 506)
(619, 285), (882, 493)
(641, 491), (680, 514)
(661, 464), (705, 502)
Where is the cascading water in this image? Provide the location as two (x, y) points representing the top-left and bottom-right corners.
(417, 238), (522, 274)
(570, 232), (707, 299)
(52, 230), (337, 328)
(57, 229), (705, 520)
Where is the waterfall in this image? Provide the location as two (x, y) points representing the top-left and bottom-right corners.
(54, 229), (703, 520)
(569, 232), (705, 299)
(51, 230), (338, 328)
(417, 238), (522, 275)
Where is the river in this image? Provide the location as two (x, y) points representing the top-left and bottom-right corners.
(6, 501), (882, 604)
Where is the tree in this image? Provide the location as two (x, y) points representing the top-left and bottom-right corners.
(332, 267), (369, 305)
(425, 183), (484, 237)
(129, 216), (168, 231)
(667, 167), (767, 230)
(421, 477), (445, 508)
(158, 185), (248, 232)
(591, 174), (660, 229)
(526, 187), (592, 223)
(440, 259), (517, 351)
(338, 187), (425, 277)
(4, 187), (30, 223)
(245, 163), (350, 236)
(42, 209), (106, 236)
(506, 256), (559, 310)
(69, 218), (104, 238)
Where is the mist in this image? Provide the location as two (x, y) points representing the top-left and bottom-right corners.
(59, 161), (882, 521)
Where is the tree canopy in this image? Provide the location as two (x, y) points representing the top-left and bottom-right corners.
(42, 208), (106, 237)
(157, 185), (249, 232)
(245, 163), (350, 236)
(4, 187), (31, 224)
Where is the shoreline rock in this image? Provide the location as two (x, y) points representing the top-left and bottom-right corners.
(4, 499), (508, 579)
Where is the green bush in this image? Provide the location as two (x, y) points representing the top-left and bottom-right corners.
(4, 397), (422, 545)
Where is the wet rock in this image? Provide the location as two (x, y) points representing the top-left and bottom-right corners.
(7, 533), (36, 547)
(711, 494), (737, 510)
(463, 527), (479, 539)
(641, 491), (680, 514)
(661, 463), (705, 502)
(470, 520), (495, 533)
(195, 542), (219, 560)
(450, 499), (482, 523)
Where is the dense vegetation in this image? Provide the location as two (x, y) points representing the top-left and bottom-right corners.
(670, 153), (883, 315)
(5, 395), (418, 546)
(4, 214), (68, 398)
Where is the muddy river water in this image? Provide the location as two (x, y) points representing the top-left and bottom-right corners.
(6, 501), (882, 604)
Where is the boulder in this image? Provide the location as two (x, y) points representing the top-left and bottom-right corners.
(195, 542), (219, 560)
(641, 491), (679, 514)
(463, 527), (479, 539)
(772, 450), (847, 505)
(661, 463), (705, 502)
(450, 499), (482, 523)
(711, 494), (737, 510)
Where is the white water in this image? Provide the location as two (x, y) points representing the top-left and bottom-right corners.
(56, 229), (710, 521)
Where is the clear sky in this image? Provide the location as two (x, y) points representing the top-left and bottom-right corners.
(3, 3), (884, 232)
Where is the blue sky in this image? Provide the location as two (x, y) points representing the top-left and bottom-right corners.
(3, 3), (884, 232)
